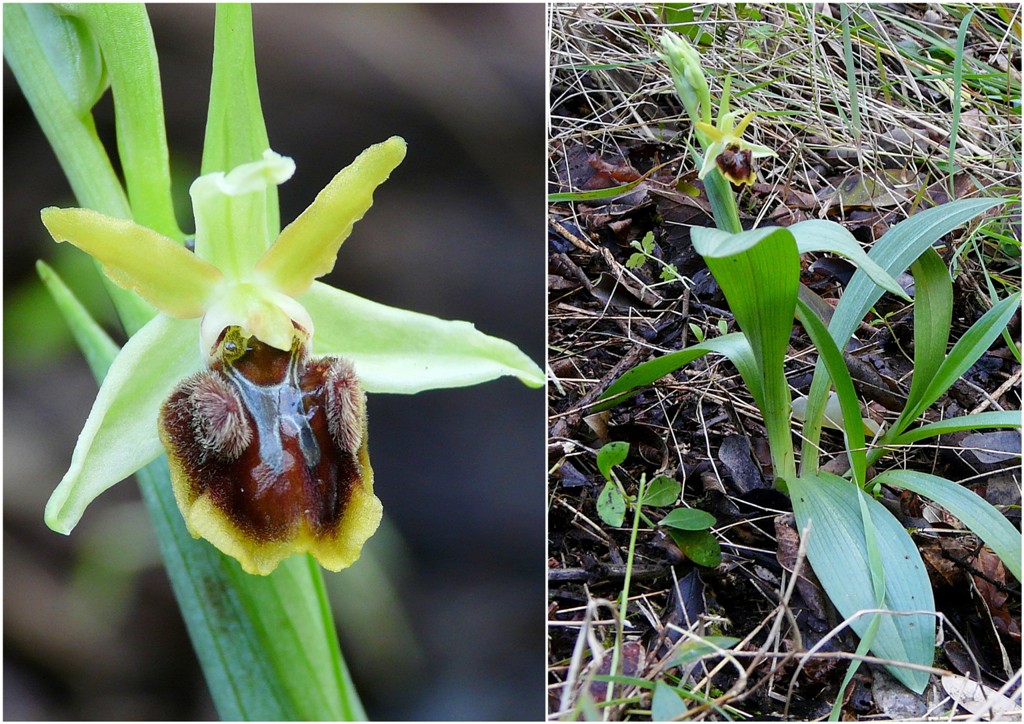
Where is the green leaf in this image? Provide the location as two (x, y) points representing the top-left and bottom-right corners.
(666, 529), (722, 567)
(43, 314), (202, 534)
(911, 291), (1021, 423)
(788, 473), (935, 692)
(625, 252), (647, 268)
(651, 681), (688, 721)
(801, 198), (1007, 471)
(659, 508), (716, 531)
(788, 219), (909, 299)
(872, 470), (1022, 582)
(597, 441), (630, 482)
(892, 411), (1021, 444)
(795, 297), (867, 488)
(66, 3), (181, 239)
(642, 475), (681, 507)
(596, 332), (762, 412)
(901, 248), (952, 425)
(36, 260), (120, 380)
(693, 225), (800, 482)
(301, 281), (543, 393)
(597, 481), (627, 527)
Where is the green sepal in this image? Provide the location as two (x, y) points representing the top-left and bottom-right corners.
(301, 281), (543, 393)
(44, 314), (202, 534)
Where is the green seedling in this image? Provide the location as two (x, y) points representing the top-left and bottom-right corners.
(594, 441), (720, 567)
(598, 31), (1022, 705)
(596, 441), (630, 527)
(626, 231), (689, 286)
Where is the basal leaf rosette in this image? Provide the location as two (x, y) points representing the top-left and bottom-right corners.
(40, 138), (543, 575)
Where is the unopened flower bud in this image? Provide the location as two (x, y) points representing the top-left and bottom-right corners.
(658, 32), (711, 126)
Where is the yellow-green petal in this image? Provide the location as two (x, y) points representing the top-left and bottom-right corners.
(733, 111), (756, 137)
(301, 281), (543, 394)
(41, 207), (223, 318)
(255, 137), (407, 297)
(44, 314), (203, 534)
(190, 149), (296, 277)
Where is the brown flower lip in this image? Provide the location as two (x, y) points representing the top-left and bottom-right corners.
(160, 326), (370, 553)
(715, 144), (755, 186)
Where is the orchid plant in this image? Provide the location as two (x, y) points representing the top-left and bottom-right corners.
(5, 4), (541, 718)
(596, 31), (1020, 714)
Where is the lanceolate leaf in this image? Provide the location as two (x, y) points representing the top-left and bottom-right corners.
(789, 473), (935, 693)
(892, 411), (1021, 444)
(830, 199), (1005, 348)
(872, 470), (1022, 582)
(693, 225), (799, 481)
(789, 219), (908, 299)
(794, 298), (867, 488)
(901, 248), (952, 421)
(801, 198), (1007, 471)
(912, 292), (1021, 423)
(596, 332), (761, 412)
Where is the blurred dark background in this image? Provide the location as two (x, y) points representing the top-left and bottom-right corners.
(4, 4), (545, 720)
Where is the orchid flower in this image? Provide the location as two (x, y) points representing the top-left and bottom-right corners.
(694, 110), (777, 187)
(41, 137), (543, 575)
(696, 109), (774, 185)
